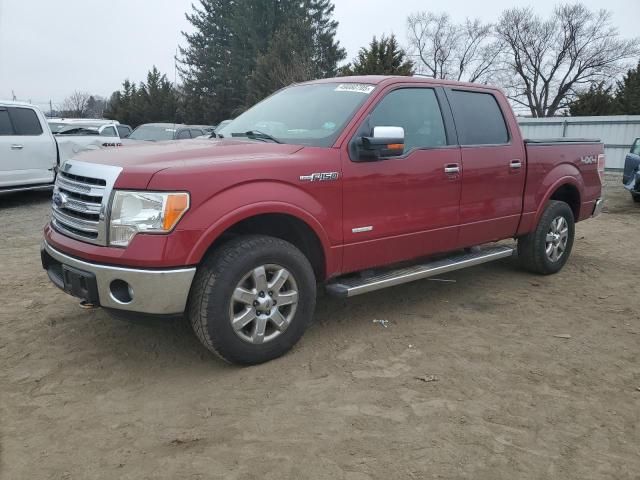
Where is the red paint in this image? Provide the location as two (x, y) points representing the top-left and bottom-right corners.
(44, 76), (603, 280)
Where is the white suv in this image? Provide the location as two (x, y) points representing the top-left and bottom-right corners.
(0, 101), (57, 193)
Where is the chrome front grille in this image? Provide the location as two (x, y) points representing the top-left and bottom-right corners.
(51, 160), (122, 246)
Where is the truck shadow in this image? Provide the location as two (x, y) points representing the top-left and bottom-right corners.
(43, 257), (524, 373)
(0, 190), (52, 209)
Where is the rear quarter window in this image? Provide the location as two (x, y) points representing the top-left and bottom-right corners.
(8, 107), (43, 135)
(448, 90), (509, 146)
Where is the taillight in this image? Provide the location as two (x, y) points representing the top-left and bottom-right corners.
(597, 154), (605, 183)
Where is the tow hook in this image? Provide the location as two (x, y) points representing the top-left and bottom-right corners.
(79, 300), (98, 310)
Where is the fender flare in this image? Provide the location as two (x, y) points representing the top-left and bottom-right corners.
(185, 183), (335, 270)
(533, 167), (585, 226)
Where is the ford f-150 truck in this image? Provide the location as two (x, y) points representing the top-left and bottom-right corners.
(41, 76), (605, 365)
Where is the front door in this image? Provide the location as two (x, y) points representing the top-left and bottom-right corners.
(341, 86), (462, 273)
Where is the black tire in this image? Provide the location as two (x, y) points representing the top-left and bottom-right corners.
(518, 200), (575, 275)
(187, 235), (316, 365)
(632, 193), (640, 203)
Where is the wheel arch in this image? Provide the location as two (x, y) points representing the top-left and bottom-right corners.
(534, 166), (585, 226)
(187, 203), (333, 281)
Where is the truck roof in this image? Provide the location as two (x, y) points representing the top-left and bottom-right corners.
(0, 99), (41, 109)
(301, 75), (503, 93)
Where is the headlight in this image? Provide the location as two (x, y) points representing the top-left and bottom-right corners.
(109, 191), (190, 247)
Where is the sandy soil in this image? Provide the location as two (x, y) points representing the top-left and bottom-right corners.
(1, 175), (639, 480)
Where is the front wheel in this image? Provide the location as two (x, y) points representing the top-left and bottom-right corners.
(518, 200), (575, 275)
(188, 235), (316, 365)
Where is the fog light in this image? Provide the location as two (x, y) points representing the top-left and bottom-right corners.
(110, 279), (133, 304)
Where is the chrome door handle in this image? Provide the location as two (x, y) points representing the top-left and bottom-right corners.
(444, 164), (460, 174)
(510, 160), (522, 169)
(11, 144), (24, 150)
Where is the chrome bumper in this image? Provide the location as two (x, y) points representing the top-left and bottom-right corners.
(42, 241), (196, 315)
(592, 198), (604, 217)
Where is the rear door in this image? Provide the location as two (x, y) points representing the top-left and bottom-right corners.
(0, 106), (56, 188)
(445, 89), (526, 247)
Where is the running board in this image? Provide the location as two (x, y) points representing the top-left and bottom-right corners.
(326, 245), (515, 298)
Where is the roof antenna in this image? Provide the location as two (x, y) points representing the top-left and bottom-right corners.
(174, 47), (178, 131)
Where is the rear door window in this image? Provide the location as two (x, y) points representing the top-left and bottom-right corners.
(176, 130), (191, 139)
(0, 109), (14, 135)
(448, 90), (509, 145)
(190, 129), (204, 137)
(8, 107), (43, 135)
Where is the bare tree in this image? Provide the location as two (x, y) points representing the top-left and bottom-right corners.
(407, 12), (502, 83)
(61, 91), (91, 118)
(496, 4), (640, 117)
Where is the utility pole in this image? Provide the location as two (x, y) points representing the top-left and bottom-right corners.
(50, 100), (53, 118)
(11, 90), (16, 101)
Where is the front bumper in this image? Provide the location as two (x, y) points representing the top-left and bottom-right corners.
(41, 241), (196, 315)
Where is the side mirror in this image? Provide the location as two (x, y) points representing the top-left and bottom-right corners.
(359, 126), (405, 160)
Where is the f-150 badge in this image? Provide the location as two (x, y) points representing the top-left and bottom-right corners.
(299, 172), (340, 182)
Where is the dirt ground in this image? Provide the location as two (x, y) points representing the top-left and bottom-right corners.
(1, 175), (639, 480)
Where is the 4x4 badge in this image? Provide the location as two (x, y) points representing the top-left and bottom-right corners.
(299, 172), (339, 182)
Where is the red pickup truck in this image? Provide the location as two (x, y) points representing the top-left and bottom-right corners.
(42, 76), (605, 365)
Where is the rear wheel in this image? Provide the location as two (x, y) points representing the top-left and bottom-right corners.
(518, 200), (575, 275)
(188, 235), (316, 365)
(632, 193), (640, 203)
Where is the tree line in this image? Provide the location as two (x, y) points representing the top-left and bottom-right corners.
(84, 0), (638, 127)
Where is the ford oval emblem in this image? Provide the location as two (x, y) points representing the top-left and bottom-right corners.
(52, 191), (67, 209)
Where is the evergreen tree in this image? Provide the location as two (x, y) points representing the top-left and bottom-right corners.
(246, 24), (315, 105)
(178, 0), (235, 124)
(306, 0), (346, 79)
(104, 68), (180, 127)
(227, 0), (303, 112)
(615, 61), (640, 115)
(179, 0), (346, 116)
(341, 35), (414, 76)
(138, 67), (179, 123)
(568, 82), (617, 116)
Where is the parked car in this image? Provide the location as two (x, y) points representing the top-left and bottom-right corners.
(123, 123), (206, 143)
(52, 121), (123, 160)
(623, 137), (640, 202)
(0, 101), (58, 192)
(41, 76), (605, 365)
(0, 104), (125, 194)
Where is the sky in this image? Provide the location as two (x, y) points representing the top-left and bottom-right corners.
(0, 0), (638, 112)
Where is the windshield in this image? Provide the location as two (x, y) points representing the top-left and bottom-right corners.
(129, 125), (177, 141)
(216, 83), (375, 147)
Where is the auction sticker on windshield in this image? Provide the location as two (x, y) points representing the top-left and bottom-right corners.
(335, 84), (375, 94)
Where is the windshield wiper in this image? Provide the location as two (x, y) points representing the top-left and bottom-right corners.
(230, 130), (282, 144)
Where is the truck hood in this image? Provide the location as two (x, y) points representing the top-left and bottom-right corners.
(70, 139), (305, 189)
